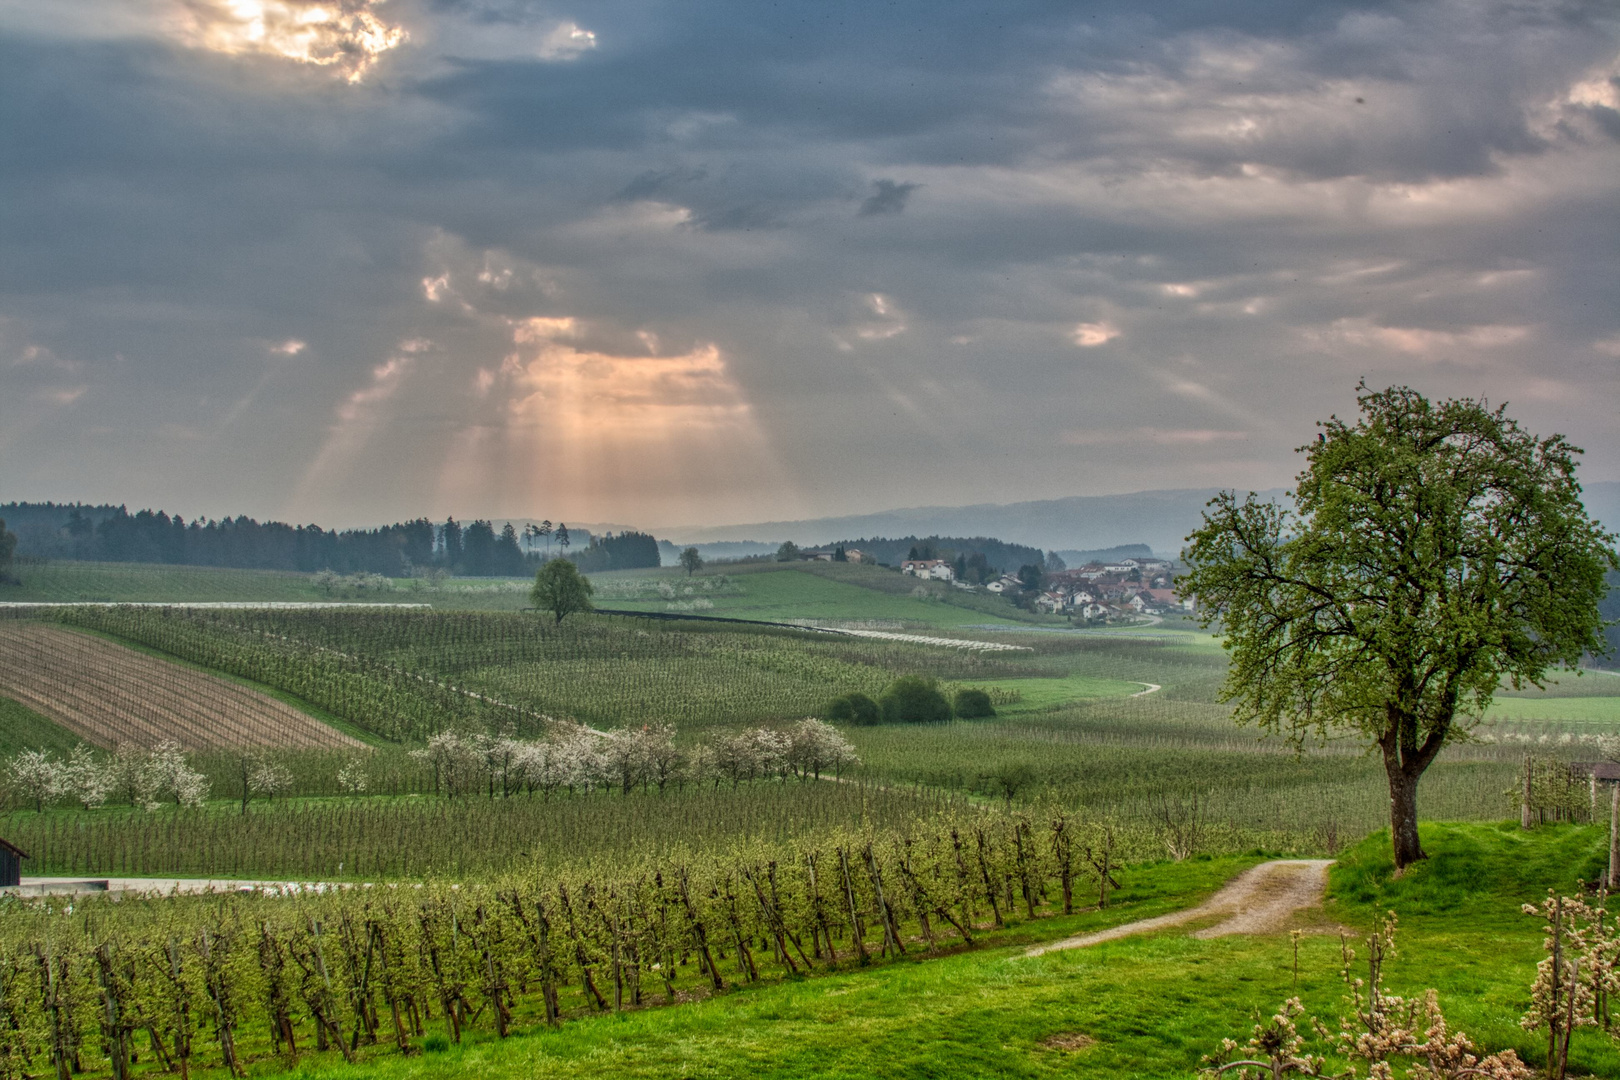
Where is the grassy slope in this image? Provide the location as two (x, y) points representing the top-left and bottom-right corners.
(0, 696), (84, 756)
(2, 561), (326, 602)
(269, 824), (1617, 1080)
(595, 564), (1042, 628)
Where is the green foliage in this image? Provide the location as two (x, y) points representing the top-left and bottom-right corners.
(951, 687), (995, 719)
(679, 546), (703, 575)
(532, 558), (595, 623)
(878, 675), (952, 724)
(568, 531), (661, 573)
(820, 692), (881, 726)
(1182, 383), (1618, 867)
(775, 541), (800, 562)
(3, 780), (962, 878)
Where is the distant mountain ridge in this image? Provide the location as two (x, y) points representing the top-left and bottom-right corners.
(666, 489), (1284, 555)
(667, 481), (1620, 557)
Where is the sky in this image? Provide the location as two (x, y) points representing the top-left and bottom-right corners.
(0, 0), (1616, 532)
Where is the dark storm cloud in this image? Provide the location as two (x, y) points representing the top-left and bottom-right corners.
(859, 180), (920, 216)
(0, 0), (1616, 528)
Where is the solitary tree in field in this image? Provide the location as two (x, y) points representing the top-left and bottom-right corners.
(531, 557), (594, 624)
(680, 546), (704, 576)
(1182, 384), (1616, 870)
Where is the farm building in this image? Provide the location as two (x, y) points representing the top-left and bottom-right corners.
(0, 837), (26, 887)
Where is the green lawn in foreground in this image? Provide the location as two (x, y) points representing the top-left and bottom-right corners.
(257, 824), (1616, 1080)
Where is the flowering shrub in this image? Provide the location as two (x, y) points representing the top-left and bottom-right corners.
(1205, 913), (1532, 1080)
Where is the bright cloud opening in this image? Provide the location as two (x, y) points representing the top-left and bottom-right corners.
(1072, 321), (1120, 347)
(172, 0), (407, 83)
(538, 21), (597, 61)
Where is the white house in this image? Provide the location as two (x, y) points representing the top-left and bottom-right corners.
(901, 559), (955, 581)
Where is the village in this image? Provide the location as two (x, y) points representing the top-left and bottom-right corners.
(897, 554), (1193, 621)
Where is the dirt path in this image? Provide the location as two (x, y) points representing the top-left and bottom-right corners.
(1025, 859), (1333, 957)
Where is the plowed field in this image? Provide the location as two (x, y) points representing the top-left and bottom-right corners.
(0, 624), (360, 749)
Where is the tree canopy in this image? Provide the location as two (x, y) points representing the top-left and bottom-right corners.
(1181, 384), (1617, 868)
(878, 675), (953, 724)
(531, 559), (595, 624)
(680, 547), (704, 576)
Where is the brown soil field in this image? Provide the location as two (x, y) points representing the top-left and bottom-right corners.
(0, 623), (361, 750)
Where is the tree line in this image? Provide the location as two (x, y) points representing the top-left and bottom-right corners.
(0, 504), (664, 578)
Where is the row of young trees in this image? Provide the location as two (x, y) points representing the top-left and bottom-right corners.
(0, 720), (860, 811)
(5, 743), (210, 813)
(0, 811), (1126, 1080)
(408, 721), (860, 799)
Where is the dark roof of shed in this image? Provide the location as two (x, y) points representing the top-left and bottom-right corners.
(0, 837), (27, 859)
(1572, 762), (1620, 781)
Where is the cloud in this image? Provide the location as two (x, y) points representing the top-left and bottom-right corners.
(1319, 318), (1532, 358)
(2, 1), (1618, 523)
(1071, 322), (1120, 347)
(169, 0), (407, 83)
(537, 21), (596, 62)
(859, 179), (920, 216)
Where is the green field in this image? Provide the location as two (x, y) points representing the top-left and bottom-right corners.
(2, 558), (1617, 1080)
(2, 560), (332, 603)
(0, 694), (83, 756)
(1, 824), (1608, 1080)
(1485, 695), (1620, 724)
(594, 563), (1046, 628)
(0, 559), (1069, 625)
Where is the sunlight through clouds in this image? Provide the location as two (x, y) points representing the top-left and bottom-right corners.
(171, 0), (406, 82)
(431, 314), (786, 524)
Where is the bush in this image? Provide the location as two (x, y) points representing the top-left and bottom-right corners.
(877, 676), (952, 724)
(953, 688), (995, 719)
(820, 692), (881, 726)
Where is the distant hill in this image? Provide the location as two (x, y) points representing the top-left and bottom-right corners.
(667, 481), (1620, 557)
(665, 489), (1283, 555)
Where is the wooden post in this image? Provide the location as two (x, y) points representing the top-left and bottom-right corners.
(1522, 755), (1534, 830)
(1609, 782), (1618, 891)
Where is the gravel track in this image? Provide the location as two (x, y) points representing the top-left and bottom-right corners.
(1025, 859), (1334, 957)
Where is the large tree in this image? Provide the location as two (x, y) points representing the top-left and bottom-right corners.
(531, 558), (595, 624)
(1181, 384), (1616, 869)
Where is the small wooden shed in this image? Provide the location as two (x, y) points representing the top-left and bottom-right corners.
(0, 837), (26, 887)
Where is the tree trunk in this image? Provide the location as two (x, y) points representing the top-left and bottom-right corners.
(1384, 753), (1426, 869)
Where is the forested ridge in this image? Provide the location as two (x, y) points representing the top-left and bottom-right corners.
(1, 503), (663, 577)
